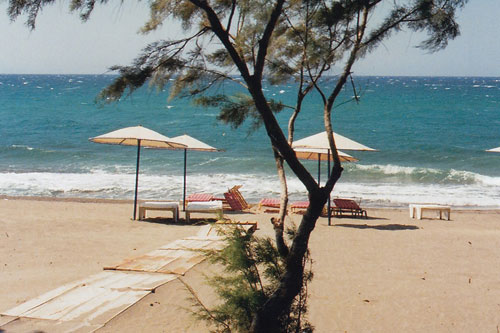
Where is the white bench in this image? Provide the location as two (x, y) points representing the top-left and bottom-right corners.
(138, 201), (179, 222)
(185, 201), (223, 223)
(409, 204), (451, 220)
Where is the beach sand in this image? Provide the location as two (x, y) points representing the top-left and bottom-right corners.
(1, 197), (500, 332)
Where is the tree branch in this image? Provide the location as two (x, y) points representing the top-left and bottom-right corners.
(254, 0), (286, 80)
(189, 0), (252, 81)
(226, 0), (237, 33)
(324, 5), (369, 191)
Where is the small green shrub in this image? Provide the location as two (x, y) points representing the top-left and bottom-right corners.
(185, 224), (314, 332)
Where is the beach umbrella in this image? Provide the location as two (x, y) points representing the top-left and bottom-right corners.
(165, 134), (222, 211)
(294, 148), (359, 162)
(486, 147), (500, 152)
(89, 125), (186, 220)
(294, 147), (358, 183)
(293, 131), (376, 152)
(293, 131), (375, 182)
(292, 131), (376, 225)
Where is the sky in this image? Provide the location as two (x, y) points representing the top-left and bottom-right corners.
(0, 1), (499, 76)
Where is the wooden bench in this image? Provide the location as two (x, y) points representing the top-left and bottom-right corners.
(409, 204), (451, 220)
(138, 202), (179, 222)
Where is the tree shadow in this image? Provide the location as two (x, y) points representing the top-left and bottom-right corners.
(334, 223), (420, 231)
(138, 217), (217, 226)
(330, 215), (389, 221)
(225, 211), (255, 216)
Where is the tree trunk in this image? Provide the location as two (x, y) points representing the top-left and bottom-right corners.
(272, 148), (289, 257)
(250, 187), (328, 332)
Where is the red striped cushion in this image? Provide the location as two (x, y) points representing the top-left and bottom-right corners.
(259, 198), (280, 207)
(187, 193), (214, 202)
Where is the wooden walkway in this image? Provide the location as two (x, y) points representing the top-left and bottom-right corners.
(0, 223), (245, 332)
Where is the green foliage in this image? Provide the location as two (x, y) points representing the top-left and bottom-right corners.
(363, 0), (466, 56)
(195, 93), (285, 132)
(410, 0), (466, 51)
(188, 225), (314, 332)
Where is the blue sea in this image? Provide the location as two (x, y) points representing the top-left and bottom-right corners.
(1, 74), (500, 208)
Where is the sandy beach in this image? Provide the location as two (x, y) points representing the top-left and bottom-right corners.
(1, 196), (500, 332)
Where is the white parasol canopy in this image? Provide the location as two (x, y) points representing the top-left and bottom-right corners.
(89, 125), (187, 220)
(90, 125), (186, 149)
(170, 134), (220, 152)
(293, 131), (376, 151)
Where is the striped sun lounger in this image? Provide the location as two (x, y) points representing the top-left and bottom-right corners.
(186, 193), (214, 202)
(290, 201), (309, 213)
(258, 198), (280, 211)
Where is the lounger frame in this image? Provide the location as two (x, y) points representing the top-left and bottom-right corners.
(331, 198), (367, 218)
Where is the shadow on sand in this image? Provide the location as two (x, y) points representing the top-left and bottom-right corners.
(137, 217), (217, 226)
(330, 215), (389, 221)
(333, 223), (420, 231)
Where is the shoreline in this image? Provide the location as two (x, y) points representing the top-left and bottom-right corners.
(0, 194), (134, 204)
(2, 194), (499, 212)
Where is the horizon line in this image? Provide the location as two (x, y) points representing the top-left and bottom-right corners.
(1, 73), (500, 78)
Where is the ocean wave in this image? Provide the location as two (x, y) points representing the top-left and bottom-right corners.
(345, 164), (500, 186)
(11, 145), (34, 151)
(198, 157), (221, 166)
(8, 145), (56, 154)
(0, 170), (499, 208)
(353, 164), (441, 175)
(331, 182), (500, 208)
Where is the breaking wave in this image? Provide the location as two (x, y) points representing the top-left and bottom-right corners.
(1, 165), (499, 208)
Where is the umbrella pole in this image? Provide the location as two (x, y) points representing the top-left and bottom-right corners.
(317, 153), (321, 184)
(133, 140), (141, 220)
(327, 149), (331, 226)
(183, 149), (187, 211)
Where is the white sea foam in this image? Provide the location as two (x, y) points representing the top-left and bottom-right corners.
(198, 157), (221, 166)
(11, 145), (34, 151)
(467, 172), (500, 187)
(1, 169), (499, 208)
(332, 182), (500, 208)
(352, 164), (441, 175)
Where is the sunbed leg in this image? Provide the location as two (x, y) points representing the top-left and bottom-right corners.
(138, 207), (146, 220)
